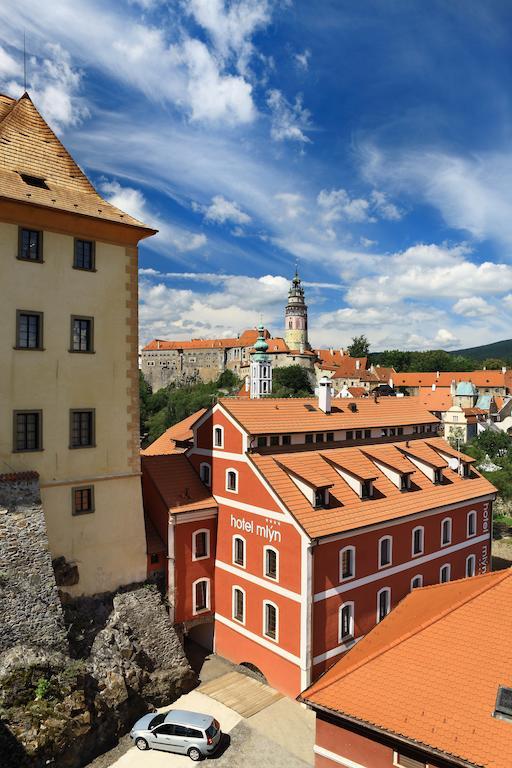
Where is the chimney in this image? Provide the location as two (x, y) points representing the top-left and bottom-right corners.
(157, 340), (160, 350)
(318, 376), (332, 414)
(432, 383), (436, 391)
(356, 359), (360, 370)
(436, 370), (439, 379)
(502, 366), (507, 374)
(450, 379), (456, 397)
(300, 342), (305, 354)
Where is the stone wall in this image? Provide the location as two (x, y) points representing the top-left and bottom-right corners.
(0, 472), (67, 654)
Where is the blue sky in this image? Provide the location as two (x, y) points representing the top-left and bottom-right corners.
(1, 0), (512, 350)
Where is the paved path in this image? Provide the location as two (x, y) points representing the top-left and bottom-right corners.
(199, 671), (283, 717)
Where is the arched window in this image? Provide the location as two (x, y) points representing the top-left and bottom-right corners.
(411, 526), (424, 557)
(467, 510), (477, 538)
(213, 425), (224, 448)
(411, 575), (423, 590)
(193, 578), (210, 615)
(263, 601), (278, 641)
(232, 586), (245, 624)
(264, 546), (279, 581)
(441, 518), (452, 547)
(226, 468), (238, 493)
(466, 554), (476, 578)
(192, 528), (209, 561)
(339, 546), (355, 581)
(339, 602), (354, 643)
(376, 587), (391, 623)
(378, 536), (393, 569)
(232, 535), (246, 568)
(440, 563), (451, 583)
(199, 462), (211, 486)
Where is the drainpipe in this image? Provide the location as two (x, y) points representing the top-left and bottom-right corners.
(168, 513), (176, 624)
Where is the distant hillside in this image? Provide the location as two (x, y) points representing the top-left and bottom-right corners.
(450, 338), (512, 362)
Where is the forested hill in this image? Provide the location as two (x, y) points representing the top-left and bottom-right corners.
(450, 338), (512, 362)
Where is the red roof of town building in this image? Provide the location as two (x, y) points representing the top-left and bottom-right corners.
(395, 370), (509, 389)
(142, 328), (267, 352)
(301, 568), (512, 768)
(141, 453), (216, 515)
(141, 409), (206, 455)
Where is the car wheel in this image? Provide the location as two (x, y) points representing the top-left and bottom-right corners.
(188, 746), (202, 761)
(135, 738), (149, 751)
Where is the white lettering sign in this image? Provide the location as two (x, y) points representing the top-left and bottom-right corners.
(230, 514), (282, 544)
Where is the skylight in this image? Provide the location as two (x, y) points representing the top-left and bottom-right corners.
(19, 173), (49, 190)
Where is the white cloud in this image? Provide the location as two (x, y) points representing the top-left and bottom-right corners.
(317, 188), (370, 224)
(203, 194), (251, 224)
(453, 296), (494, 317)
(370, 190), (402, 221)
(360, 237), (377, 248)
(275, 192), (305, 219)
(0, 44), (21, 78)
(266, 89), (311, 144)
(503, 294), (512, 309)
(294, 49), (310, 71)
(434, 328), (459, 346)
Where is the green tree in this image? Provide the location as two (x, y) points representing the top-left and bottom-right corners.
(481, 358), (507, 370)
(272, 365), (314, 397)
(347, 334), (370, 357)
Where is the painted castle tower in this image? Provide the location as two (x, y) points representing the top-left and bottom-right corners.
(250, 323), (272, 398)
(285, 267), (309, 351)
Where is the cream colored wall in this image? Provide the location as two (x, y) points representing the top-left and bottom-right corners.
(0, 221), (147, 594)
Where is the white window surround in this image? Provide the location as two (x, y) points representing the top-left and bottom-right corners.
(467, 510), (477, 538)
(263, 600), (279, 642)
(339, 545), (356, 582)
(338, 601), (355, 643)
(440, 563), (451, 583)
(213, 425), (224, 448)
(411, 574), (423, 590)
(376, 587), (391, 623)
(263, 545), (279, 581)
(393, 752), (427, 768)
(466, 554), (476, 578)
(441, 517), (452, 547)
(192, 577), (210, 615)
(232, 535), (246, 569)
(411, 526), (424, 557)
(378, 535), (393, 569)
(225, 467), (239, 493)
(191, 528), (210, 561)
(199, 462), (211, 487)
(232, 585), (246, 625)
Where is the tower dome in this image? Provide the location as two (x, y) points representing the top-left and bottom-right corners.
(250, 323), (272, 398)
(285, 266), (309, 351)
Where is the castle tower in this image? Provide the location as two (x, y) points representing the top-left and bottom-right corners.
(285, 266), (309, 351)
(250, 323), (272, 398)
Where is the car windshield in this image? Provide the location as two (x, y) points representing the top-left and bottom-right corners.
(149, 714), (166, 729)
(205, 720), (219, 738)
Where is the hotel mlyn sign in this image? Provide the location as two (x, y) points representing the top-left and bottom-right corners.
(142, 395), (496, 697)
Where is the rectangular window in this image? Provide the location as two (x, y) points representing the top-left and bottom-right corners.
(194, 531), (208, 559)
(412, 528), (423, 556)
(379, 537), (392, 567)
(305, 434), (313, 444)
(394, 753), (426, 768)
(377, 589), (390, 622)
(340, 604), (353, 641)
(397, 427), (404, 435)
(233, 588), (245, 623)
(72, 486), (94, 515)
(364, 429), (371, 438)
(194, 580), (208, 612)
(346, 430), (353, 440)
(264, 602), (277, 640)
(361, 480), (372, 499)
(381, 428), (388, 437)
(355, 430), (362, 439)
(13, 410), (42, 452)
(70, 409), (95, 448)
(73, 239), (95, 271)
(326, 432), (334, 442)
(18, 228), (42, 262)
(16, 311), (43, 349)
(265, 548), (278, 580)
(315, 433), (324, 443)
(282, 434), (291, 446)
(71, 316), (94, 353)
(270, 435), (279, 446)
(341, 548), (354, 580)
(233, 537), (245, 567)
(257, 436), (267, 447)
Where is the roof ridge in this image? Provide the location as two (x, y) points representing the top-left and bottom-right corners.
(306, 568), (512, 699)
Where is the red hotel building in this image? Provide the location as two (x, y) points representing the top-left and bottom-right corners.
(142, 395), (496, 697)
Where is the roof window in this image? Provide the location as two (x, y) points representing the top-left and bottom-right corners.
(494, 686), (512, 721)
(19, 173), (49, 190)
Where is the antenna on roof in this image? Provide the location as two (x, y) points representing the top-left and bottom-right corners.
(23, 32), (27, 91)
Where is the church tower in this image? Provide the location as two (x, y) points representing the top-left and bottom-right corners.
(250, 323), (272, 398)
(285, 266), (309, 351)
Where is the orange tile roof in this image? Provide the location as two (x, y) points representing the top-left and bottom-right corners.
(426, 437), (476, 464)
(143, 329), (265, 352)
(416, 388), (453, 412)
(396, 371), (508, 389)
(0, 92), (155, 232)
(316, 351), (367, 371)
(396, 442), (447, 469)
(220, 396), (439, 435)
(361, 444), (416, 474)
(250, 440), (495, 538)
(373, 366), (397, 382)
(301, 569), (512, 768)
(141, 453), (216, 515)
(277, 455), (336, 489)
(141, 409), (206, 455)
(347, 387), (368, 398)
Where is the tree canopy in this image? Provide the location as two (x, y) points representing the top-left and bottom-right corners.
(347, 334), (370, 357)
(271, 365), (314, 397)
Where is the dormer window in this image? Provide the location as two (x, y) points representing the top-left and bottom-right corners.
(434, 468), (443, 485)
(361, 479), (373, 499)
(314, 488), (329, 508)
(400, 474), (411, 491)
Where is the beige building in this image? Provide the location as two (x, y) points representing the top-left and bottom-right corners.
(0, 92), (156, 595)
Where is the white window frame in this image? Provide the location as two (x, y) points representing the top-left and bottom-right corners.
(411, 526), (424, 557)
(441, 517), (452, 547)
(225, 467), (238, 494)
(213, 425), (224, 449)
(467, 510), (477, 538)
(232, 585), (246, 625)
(376, 587), (391, 623)
(338, 601), (355, 643)
(263, 545), (279, 582)
(440, 563), (451, 583)
(192, 528), (210, 561)
(466, 554), (476, 578)
(232, 535), (246, 569)
(192, 577), (210, 615)
(378, 535), (393, 569)
(339, 545), (356, 582)
(199, 462), (211, 487)
(411, 574), (423, 590)
(393, 752), (426, 768)
(263, 600), (279, 642)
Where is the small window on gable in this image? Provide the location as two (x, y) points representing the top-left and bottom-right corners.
(192, 529), (209, 560)
(213, 426), (223, 448)
(199, 463), (211, 486)
(226, 469), (238, 493)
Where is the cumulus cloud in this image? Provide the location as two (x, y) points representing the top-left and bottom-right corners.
(453, 296), (494, 317)
(294, 49), (311, 70)
(275, 192), (306, 220)
(317, 187), (402, 226)
(0, 44), (21, 78)
(202, 194), (252, 224)
(267, 89), (311, 144)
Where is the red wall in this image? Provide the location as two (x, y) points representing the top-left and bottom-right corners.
(195, 410), (244, 454)
(173, 516), (217, 623)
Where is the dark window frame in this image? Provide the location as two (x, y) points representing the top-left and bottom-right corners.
(15, 310), (44, 350)
(72, 485), (95, 515)
(70, 315), (95, 354)
(17, 227), (44, 263)
(13, 409), (43, 452)
(69, 408), (96, 449)
(73, 238), (96, 272)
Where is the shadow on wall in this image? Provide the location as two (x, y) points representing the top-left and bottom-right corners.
(0, 719), (30, 768)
